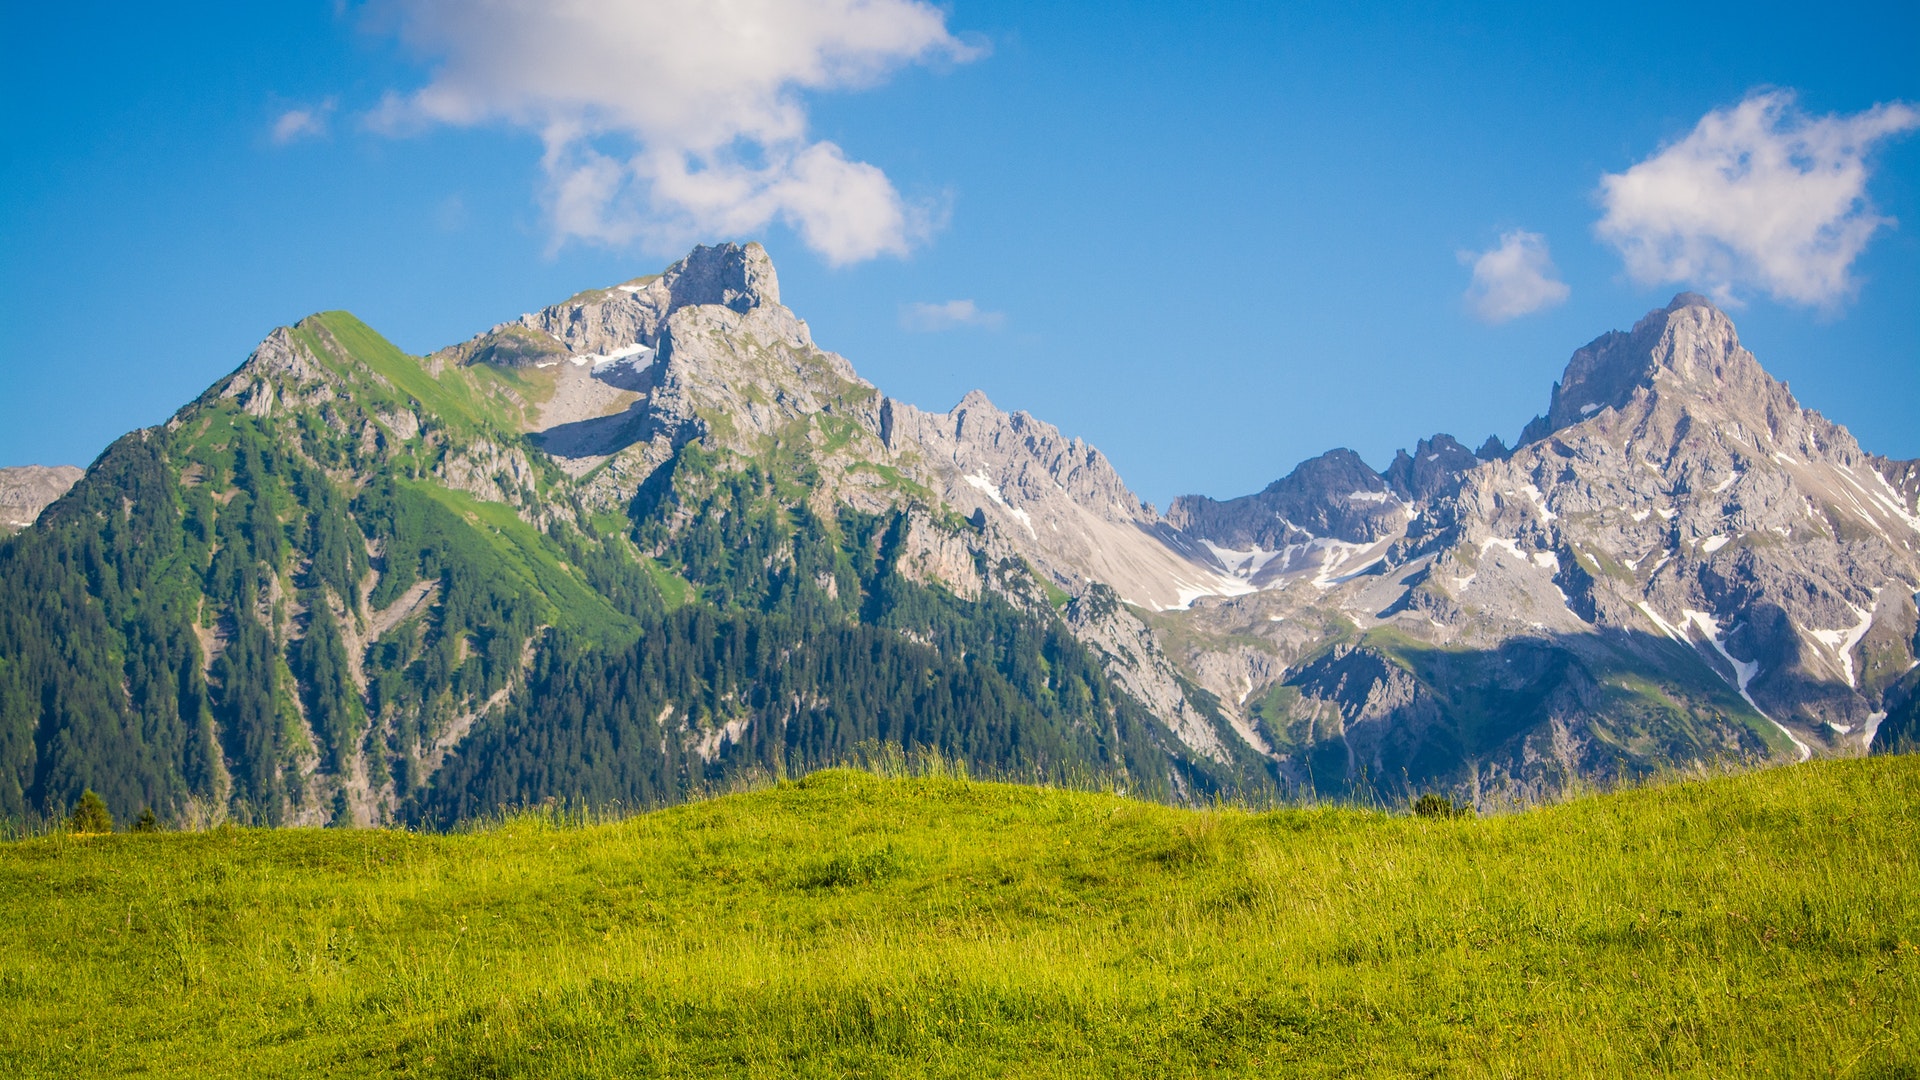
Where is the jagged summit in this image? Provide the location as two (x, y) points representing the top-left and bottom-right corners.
(1384, 434), (1480, 502)
(499, 240), (806, 363)
(666, 241), (781, 313)
(1167, 448), (1406, 550)
(1517, 292), (1781, 446)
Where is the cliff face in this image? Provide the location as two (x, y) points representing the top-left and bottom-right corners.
(1143, 295), (1920, 802)
(0, 465), (83, 532)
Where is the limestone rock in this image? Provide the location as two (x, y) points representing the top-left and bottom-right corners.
(0, 465), (84, 532)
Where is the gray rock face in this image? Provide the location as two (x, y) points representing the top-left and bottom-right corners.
(1168, 448), (1409, 548)
(507, 241), (789, 361)
(1383, 434), (1481, 503)
(1461, 297), (1920, 744)
(876, 389), (1234, 611)
(0, 465), (84, 532)
(1146, 293), (1920, 801)
(1063, 585), (1229, 763)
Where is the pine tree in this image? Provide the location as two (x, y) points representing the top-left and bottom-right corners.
(68, 789), (113, 833)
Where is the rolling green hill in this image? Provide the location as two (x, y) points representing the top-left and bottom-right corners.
(2, 756), (1914, 1077)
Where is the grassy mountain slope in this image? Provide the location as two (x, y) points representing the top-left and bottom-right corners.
(2, 756), (1914, 1078)
(0, 301), (1237, 829)
(0, 312), (647, 827)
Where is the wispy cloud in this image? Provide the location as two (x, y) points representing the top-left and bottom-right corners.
(901, 299), (1005, 332)
(271, 99), (336, 144)
(1459, 230), (1570, 323)
(1596, 90), (1919, 308)
(364, 0), (981, 265)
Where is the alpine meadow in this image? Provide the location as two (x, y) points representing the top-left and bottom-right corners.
(4, 1), (1919, 1076)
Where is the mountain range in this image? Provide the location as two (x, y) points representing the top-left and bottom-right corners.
(3, 242), (1916, 826)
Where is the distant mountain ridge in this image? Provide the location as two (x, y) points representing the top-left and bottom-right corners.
(4, 245), (1915, 826)
(0, 465), (82, 533)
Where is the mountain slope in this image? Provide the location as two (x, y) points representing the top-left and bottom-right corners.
(0, 245), (1248, 828)
(3, 248), (1913, 825)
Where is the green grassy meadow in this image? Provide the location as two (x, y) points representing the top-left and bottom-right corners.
(2, 758), (1916, 1078)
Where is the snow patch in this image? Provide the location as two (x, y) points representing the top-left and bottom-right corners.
(1579, 402), (1600, 415)
(1806, 604), (1874, 688)
(1701, 535), (1729, 554)
(964, 472), (1008, 508)
(1636, 602), (1688, 644)
(1521, 483), (1556, 522)
(1681, 608), (1808, 762)
(1008, 507), (1036, 539)
(1481, 536), (1525, 560)
(1479, 536), (1556, 571)
(1631, 509), (1651, 523)
(573, 341), (654, 369)
(1169, 574), (1258, 609)
(1346, 490), (1393, 504)
(1201, 540), (1288, 579)
(1837, 463), (1920, 536)
(1309, 538), (1385, 589)
(1712, 471), (1742, 494)
(965, 472), (1035, 539)
(1863, 711), (1887, 750)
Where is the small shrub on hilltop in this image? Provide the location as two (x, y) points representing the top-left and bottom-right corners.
(67, 789), (113, 833)
(1412, 792), (1473, 818)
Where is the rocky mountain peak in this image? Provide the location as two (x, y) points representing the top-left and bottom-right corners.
(1519, 293), (1784, 446)
(1166, 447), (1408, 550)
(500, 241), (797, 364)
(1384, 433), (1480, 502)
(665, 242), (779, 313)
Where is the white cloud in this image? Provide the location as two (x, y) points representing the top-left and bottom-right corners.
(1459, 230), (1570, 323)
(901, 299), (1005, 332)
(1596, 90), (1919, 307)
(272, 100), (335, 144)
(364, 0), (979, 264)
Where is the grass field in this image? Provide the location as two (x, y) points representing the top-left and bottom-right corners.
(2, 758), (1916, 1077)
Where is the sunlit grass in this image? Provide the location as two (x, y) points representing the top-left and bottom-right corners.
(2, 757), (1915, 1077)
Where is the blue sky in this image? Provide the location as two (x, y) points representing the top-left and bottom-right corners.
(3, 1), (1915, 507)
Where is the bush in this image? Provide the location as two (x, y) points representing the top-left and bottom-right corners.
(1412, 792), (1473, 819)
(68, 790), (113, 834)
(132, 809), (159, 833)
